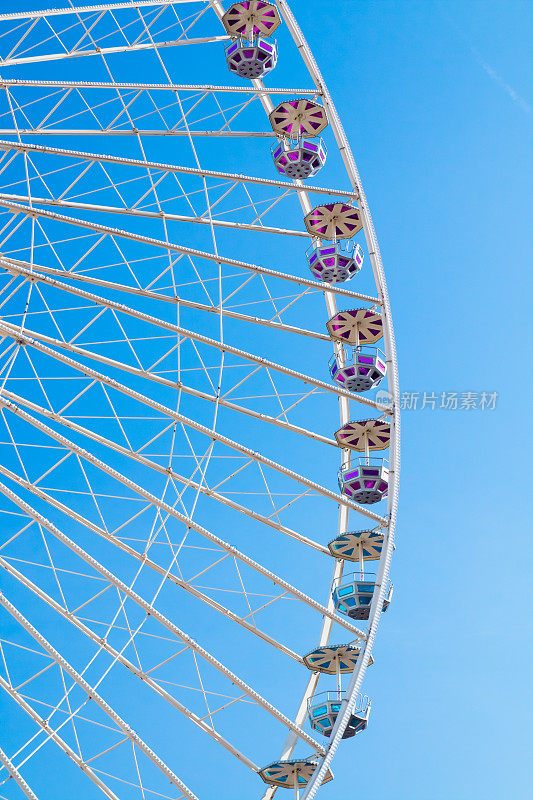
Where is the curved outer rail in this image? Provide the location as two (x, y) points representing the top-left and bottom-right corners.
(273, 2), (401, 795)
(0, 2), (400, 795)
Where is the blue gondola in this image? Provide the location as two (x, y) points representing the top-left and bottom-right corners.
(331, 572), (393, 620)
(308, 691), (370, 738)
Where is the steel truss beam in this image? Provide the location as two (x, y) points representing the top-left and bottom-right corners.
(0, 79), (319, 96)
(0, 386), (328, 555)
(0, 199), (379, 304)
(5, 487), (301, 668)
(0, 0), (401, 792)
(0, 322), (387, 526)
(1, 262), (387, 415)
(0, 745), (39, 800)
(0, 479), (326, 755)
(0, 1), (207, 21)
(0, 140), (354, 199)
(0, 323), (384, 532)
(3, 255), (332, 345)
(0, 36), (230, 69)
(0, 193), (308, 238)
(0, 335), (329, 555)
(0, 675), (121, 800)
(0, 556), (259, 773)
(0, 393), (369, 639)
(0, 400), (304, 661)
(0, 129), (276, 138)
(0, 591), (200, 800)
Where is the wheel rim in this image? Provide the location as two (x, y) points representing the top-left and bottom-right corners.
(0, 3), (400, 798)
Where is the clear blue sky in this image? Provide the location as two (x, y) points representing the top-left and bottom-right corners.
(0, 2), (531, 799)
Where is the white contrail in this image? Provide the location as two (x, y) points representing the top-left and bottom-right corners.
(440, 5), (531, 115)
(471, 45), (531, 115)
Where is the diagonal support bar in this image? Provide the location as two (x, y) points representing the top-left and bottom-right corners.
(0, 392), (369, 638)
(0, 1), (209, 21)
(0, 479), (326, 754)
(0, 675), (121, 800)
(0, 193), (309, 238)
(0, 385), (328, 559)
(0, 139), (353, 198)
(0, 555), (259, 773)
(0, 745), (39, 800)
(0, 264), (388, 414)
(3, 255), (332, 344)
(0, 79), (319, 96)
(0, 322), (387, 526)
(0, 591), (201, 800)
(0, 36), (230, 68)
(0, 198), (380, 304)
(0, 393), (305, 661)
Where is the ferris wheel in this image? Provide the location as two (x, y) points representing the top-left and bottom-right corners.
(0, 2), (400, 799)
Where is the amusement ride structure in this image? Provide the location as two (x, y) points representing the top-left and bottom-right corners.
(0, 2), (400, 798)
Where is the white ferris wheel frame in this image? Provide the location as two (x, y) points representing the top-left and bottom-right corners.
(0, 1), (400, 798)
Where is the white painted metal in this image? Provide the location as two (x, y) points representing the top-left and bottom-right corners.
(0, 198), (380, 303)
(0, 555), (260, 773)
(0, 745), (39, 800)
(0, 394), (370, 636)
(0, 0), (400, 793)
(0, 1), (208, 21)
(0, 591), (201, 800)
(0, 389), (306, 660)
(0, 330), (374, 551)
(0, 324), (387, 525)
(0, 128), (276, 137)
(2, 255), (333, 344)
(0, 261), (388, 413)
(0, 192), (310, 237)
(0, 139), (354, 198)
(0, 78), (318, 95)
(0, 674), (122, 800)
(0, 479), (326, 755)
(0, 384), (330, 553)
(0, 36), (231, 68)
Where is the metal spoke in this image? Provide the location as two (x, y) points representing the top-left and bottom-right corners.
(0, 384), (329, 553)
(0, 675), (121, 800)
(0, 264), (387, 412)
(0, 479), (327, 755)
(0, 331), (387, 524)
(0, 591), (200, 800)
(1, 192), (309, 237)
(0, 397), (304, 658)
(0, 199), (379, 301)
(0, 37), (230, 69)
(0, 745), (39, 800)
(0, 79), (320, 95)
(0, 398), (371, 635)
(0, 0), (400, 793)
(0, 1), (208, 23)
(0, 140), (353, 198)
